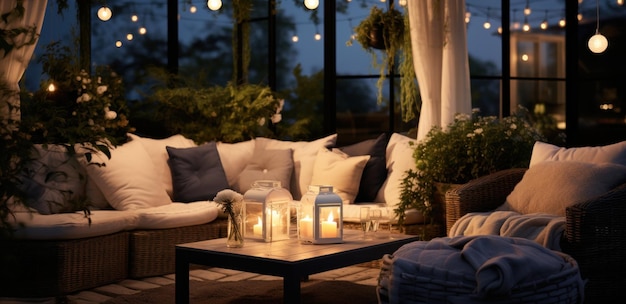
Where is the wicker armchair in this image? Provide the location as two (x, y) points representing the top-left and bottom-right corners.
(445, 168), (626, 304)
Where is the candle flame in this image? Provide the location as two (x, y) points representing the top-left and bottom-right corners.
(257, 216), (262, 225)
(327, 212), (334, 222)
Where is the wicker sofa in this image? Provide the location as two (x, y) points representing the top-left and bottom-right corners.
(445, 140), (626, 303)
(1, 131), (429, 299)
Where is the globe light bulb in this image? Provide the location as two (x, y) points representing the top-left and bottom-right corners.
(139, 27), (147, 35)
(540, 20), (548, 30)
(97, 6), (112, 21)
(588, 33), (608, 53)
(115, 40), (122, 48)
(398, 0), (407, 6)
(126, 33), (134, 41)
(292, 35), (299, 42)
(131, 14), (138, 22)
(47, 83), (56, 92)
(190, 5), (197, 13)
(304, 0), (319, 10)
(483, 21), (491, 29)
(314, 33), (321, 40)
(207, 0), (222, 11)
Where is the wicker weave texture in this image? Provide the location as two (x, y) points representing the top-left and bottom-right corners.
(128, 219), (227, 278)
(0, 231), (129, 297)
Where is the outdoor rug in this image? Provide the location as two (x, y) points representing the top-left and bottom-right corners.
(103, 279), (378, 304)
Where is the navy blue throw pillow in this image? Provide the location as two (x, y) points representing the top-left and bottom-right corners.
(338, 133), (388, 202)
(166, 142), (229, 202)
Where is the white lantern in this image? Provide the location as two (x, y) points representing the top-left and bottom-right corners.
(243, 180), (292, 242)
(298, 185), (343, 244)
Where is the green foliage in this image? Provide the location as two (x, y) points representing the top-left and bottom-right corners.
(20, 42), (133, 149)
(396, 107), (547, 225)
(348, 5), (418, 122)
(147, 73), (282, 143)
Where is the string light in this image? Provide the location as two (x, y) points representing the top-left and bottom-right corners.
(540, 11), (549, 30)
(190, 5), (197, 13)
(97, 6), (112, 21)
(618, 0), (624, 6)
(588, 0), (608, 53)
(524, 0), (531, 16)
(512, 9), (520, 30)
(115, 41), (122, 48)
(292, 35), (299, 42)
(47, 83), (56, 92)
(523, 16), (530, 32)
(558, 16), (566, 27)
(207, 0), (222, 11)
(314, 32), (321, 40)
(465, 11), (471, 24)
(304, 0), (319, 10)
(131, 14), (138, 22)
(139, 26), (147, 35)
(126, 33), (134, 41)
(483, 8), (491, 29)
(398, 0), (407, 6)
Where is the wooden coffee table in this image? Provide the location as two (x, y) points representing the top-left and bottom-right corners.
(175, 230), (419, 303)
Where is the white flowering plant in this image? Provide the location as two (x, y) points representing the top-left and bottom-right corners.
(396, 106), (546, 225)
(20, 42), (132, 155)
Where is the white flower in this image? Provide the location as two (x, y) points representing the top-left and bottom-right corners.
(474, 128), (484, 134)
(510, 123), (517, 130)
(97, 76), (102, 84)
(455, 113), (470, 121)
(258, 117), (266, 126)
(76, 93), (91, 103)
(97, 85), (108, 95)
(467, 133), (475, 138)
(271, 113), (282, 124)
(105, 110), (117, 120)
(88, 119), (94, 126)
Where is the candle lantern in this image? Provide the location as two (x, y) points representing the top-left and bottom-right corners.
(243, 180), (293, 242)
(298, 185), (343, 244)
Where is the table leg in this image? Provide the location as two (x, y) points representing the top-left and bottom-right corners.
(284, 272), (301, 304)
(175, 252), (190, 304)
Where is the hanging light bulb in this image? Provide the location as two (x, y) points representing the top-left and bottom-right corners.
(558, 17), (566, 27)
(47, 83), (56, 92)
(304, 0), (319, 10)
(465, 11), (471, 24)
(398, 0), (407, 6)
(524, 0), (531, 16)
(97, 6), (112, 21)
(588, 0), (608, 53)
(618, 0), (624, 6)
(523, 17), (530, 32)
(483, 8), (491, 29)
(314, 32), (321, 40)
(207, 0), (222, 11)
(115, 40), (122, 48)
(131, 14), (138, 22)
(126, 33), (134, 41)
(190, 5), (197, 13)
(139, 26), (147, 35)
(540, 11), (549, 30)
(292, 35), (299, 42)
(497, 26), (503, 34)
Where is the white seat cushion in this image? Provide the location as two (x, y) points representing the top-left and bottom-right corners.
(134, 201), (219, 230)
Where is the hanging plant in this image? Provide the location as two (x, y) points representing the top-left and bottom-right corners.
(348, 5), (419, 122)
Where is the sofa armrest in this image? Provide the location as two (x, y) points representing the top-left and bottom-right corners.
(445, 168), (527, 234)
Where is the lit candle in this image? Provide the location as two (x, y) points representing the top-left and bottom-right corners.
(300, 214), (313, 238)
(321, 212), (338, 238)
(271, 210), (280, 227)
(253, 216), (263, 236)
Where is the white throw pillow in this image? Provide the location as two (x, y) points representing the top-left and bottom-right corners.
(500, 161), (626, 216)
(255, 134), (337, 199)
(79, 140), (172, 210)
(376, 133), (417, 210)
(530, 140), (626, 167)
(216, 139), (256, 188)
(310, 148), (370, 204)
(128, 133), (197, 198)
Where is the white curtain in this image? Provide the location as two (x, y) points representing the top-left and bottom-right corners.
(1, 0), (48, 126)
(408, 0), (471, 141)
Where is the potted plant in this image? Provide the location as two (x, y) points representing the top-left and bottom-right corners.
(396, 107), (547, 227)
(348, 5), (419, 122)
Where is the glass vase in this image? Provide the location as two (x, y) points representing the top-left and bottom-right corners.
(227, 203), (244, 248)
